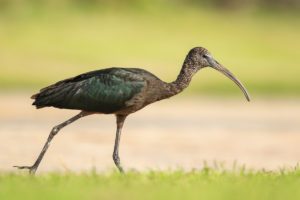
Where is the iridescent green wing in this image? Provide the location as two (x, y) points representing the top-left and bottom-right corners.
(33, 68), (146, 113)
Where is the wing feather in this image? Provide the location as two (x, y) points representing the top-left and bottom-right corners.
(32, 68), (146, 113)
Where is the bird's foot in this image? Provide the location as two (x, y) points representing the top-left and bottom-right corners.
(113, 155), (125, 173)
(13, 165), (37, 175)
(116, 164), (125, 174)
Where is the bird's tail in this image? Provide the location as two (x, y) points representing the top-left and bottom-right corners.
(31, 81), (74, 109)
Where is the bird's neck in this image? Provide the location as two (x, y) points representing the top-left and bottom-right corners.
(165, 57), (199, 98)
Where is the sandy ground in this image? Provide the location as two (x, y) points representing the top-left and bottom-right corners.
(0, 92), (300, 173)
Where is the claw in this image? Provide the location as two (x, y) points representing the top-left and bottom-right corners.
(116, 164), (125, 174)
(13, 165), (37, 175)
(13, 165), (30, 169)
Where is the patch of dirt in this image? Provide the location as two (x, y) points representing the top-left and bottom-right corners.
(1, 92), (300, 173)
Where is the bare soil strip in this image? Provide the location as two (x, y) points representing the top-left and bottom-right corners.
(1, 93), (299, 173)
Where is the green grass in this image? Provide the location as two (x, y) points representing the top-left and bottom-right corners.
(0, 4), (300, 96)
(1, 167), (300, 200)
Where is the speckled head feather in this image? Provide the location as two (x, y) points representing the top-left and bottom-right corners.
(189, 46), (210, 56)
(184, 47), (211, 70)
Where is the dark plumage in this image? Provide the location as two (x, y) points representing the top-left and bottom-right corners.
(32, 68), (148, 113)
(14, 47), (250, 174)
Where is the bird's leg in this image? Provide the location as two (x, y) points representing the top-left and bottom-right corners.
(14, 111), (89, 175)
(112, 114), (127, 173)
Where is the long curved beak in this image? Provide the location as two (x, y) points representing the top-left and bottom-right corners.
(208, 57), (250, 101)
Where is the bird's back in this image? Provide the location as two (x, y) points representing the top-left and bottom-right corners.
(32, 67), (162, 114)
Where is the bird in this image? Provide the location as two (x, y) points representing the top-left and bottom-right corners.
(14, 47), (250, 174)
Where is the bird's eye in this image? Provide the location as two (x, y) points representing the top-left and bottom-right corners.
(202, 55), (208, 59)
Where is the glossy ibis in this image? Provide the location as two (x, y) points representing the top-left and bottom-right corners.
(14, 47), (250, 174)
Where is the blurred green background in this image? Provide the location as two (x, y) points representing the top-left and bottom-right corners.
(0, 0), (299, 97)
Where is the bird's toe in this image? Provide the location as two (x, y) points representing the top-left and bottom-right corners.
(13, 165), (37, 174)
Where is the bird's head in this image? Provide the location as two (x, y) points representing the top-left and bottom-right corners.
(185, 47), (250, 101)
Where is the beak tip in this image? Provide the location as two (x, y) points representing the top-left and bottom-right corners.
(246, 96), (250, 102)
